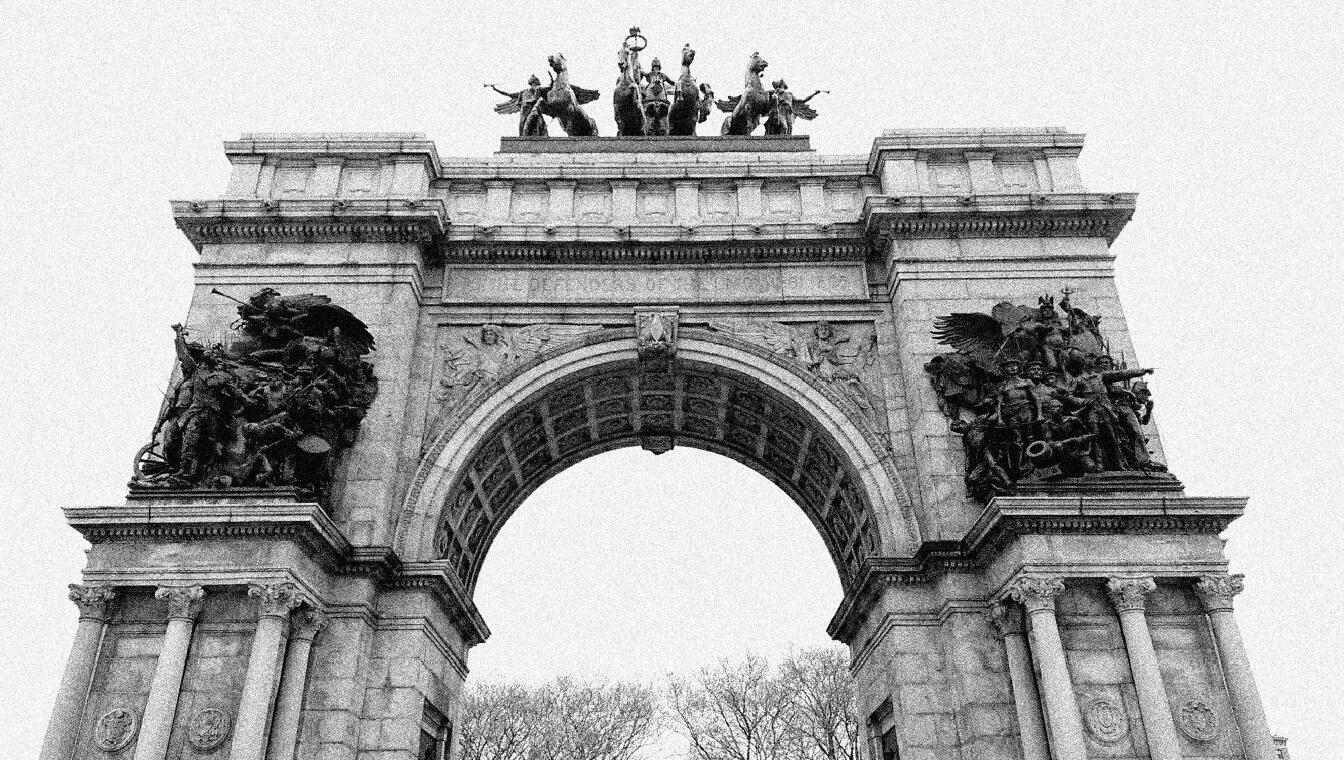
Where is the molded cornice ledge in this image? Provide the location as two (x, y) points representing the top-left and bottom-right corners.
(862, 192), (1137, 245)
(391, 561), (492, 647)
(826, 495), (1247, 643)
(171, 198), (449, 251)
(225, 132), (442, 176)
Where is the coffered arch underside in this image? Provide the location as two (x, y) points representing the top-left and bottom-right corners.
(395, 332), (920, 593)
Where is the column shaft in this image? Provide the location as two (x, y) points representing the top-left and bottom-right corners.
(1208, 610), (1275, 760)
(266, 611), (326, 760)
(1108, 578), (1182, 760)
(1009, 577), (1086, 760)
(133, 586), (205, 760)
(991, 603), (1050, 760)
(1196, 575), (1275, 760)
(41, 585), (117, 760)
(233, 583), (303, 760)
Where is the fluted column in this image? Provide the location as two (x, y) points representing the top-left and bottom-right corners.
(133, 585), (206, 760)
(266, 609), (327, 760)
(990, 602), (1050, 760)
(41, 585), (118, 760)
(1107, 577), (1182, 760)
(1195, 575), (1275, 760)
(232, 583), (304, 760)
(1007, 576), (1086, 760)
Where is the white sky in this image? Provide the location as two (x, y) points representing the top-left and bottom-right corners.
(2, 3), (1342, 758)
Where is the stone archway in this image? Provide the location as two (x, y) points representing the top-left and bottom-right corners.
(396, 329), (921, 595)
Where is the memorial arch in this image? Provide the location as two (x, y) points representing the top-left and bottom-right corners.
(44, 126), (1278, 760)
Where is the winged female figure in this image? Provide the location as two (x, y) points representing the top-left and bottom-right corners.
(489, 76), (549, 136)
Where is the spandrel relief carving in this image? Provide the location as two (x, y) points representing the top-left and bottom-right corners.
(925, 289), (1173, 502)
(708, 319), (884, 428)
(430, 324), (599, 433)
(130, 289), (379, 503)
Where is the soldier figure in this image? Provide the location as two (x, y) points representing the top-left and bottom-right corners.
(992, 358), (1043, 476)
(1067, 353), (1153, 470)
(166, 325), (244, 482)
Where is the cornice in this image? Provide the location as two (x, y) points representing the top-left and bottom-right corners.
(171, 198), (448, 251)
(826, 495), (1246, 643)
(867, 128), (1085, 174)
(863, 192), (1137, 244)
(225, 132), (442, 175)
(439, 236), (868, 265)
(389, 561), (492, 647)
(66, 496), (352, 568)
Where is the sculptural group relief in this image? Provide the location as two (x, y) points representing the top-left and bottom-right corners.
(924, 289), (1172, 501)
(130, 289), (379, 503)
(490, 29), (822, 137)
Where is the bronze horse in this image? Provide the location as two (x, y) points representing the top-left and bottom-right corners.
(613, 30), (646, 137)
(538, 54), (600, 136)
(716, 52), (771, 135)
(669, 44), (714, 136)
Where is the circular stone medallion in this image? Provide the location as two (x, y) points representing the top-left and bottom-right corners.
(1083, 697), (1129, 743)
(1177, 698), (1219, 742)
(93, 707), (138, 752)
(187, 708), (232, 751)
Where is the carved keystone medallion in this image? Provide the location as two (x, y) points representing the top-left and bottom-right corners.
(187, 707), (232, 750)
(1082, 697), (1129, 743)
(93, 707), (138, 752)
(635, 308), (679, 363)
(1177, 698), (1219, 742)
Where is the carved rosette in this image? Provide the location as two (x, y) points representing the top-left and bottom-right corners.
(1006, 576), (1066, 614)
(988, 601), (1025, 638)
(155, 585), (207, 621)
(248, 582), (304, 620)
(1106, 576), (1157, 614)
(291, 608), (329, 642)
(1194, 574), (1244, 613)
(1082, 697), (1129, 742)
(93, 706), (139, 752)
(69, 584), (118, 622)
(1176, 697), (1220, 741)
(187, 707), (232, 751)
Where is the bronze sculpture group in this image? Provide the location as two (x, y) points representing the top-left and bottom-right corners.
(130, 289), (379, 503)
(924, 290), (1170, 502)
(491, 29), (823, 137)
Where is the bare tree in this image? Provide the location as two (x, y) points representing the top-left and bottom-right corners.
(460, 678), (661, 760)
(778, 648), (860, 760)
(531, 676), (663, 760)
(459, 682), (538, 760)
(669, 654), (794, 760)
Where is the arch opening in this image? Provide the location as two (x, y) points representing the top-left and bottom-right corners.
(430, 358), (882, 594)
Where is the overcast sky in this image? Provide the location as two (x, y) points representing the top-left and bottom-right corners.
(2, 3), (1342, 759)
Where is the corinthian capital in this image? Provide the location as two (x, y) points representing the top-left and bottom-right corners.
(1106, 576), (1157, 614)
(248, 582), (304, 619)
(156, 585), (207, 621)
(1006, 576), (1066, 614)
(291, 609), (329, 642)
(1194, 574), (1244, 613)
(68, 584), (118, 622)
(989, 601), (1025, 637)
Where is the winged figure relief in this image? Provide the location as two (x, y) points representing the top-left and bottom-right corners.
(434, 324), (597, 413)
(709, 319), (884, 425)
